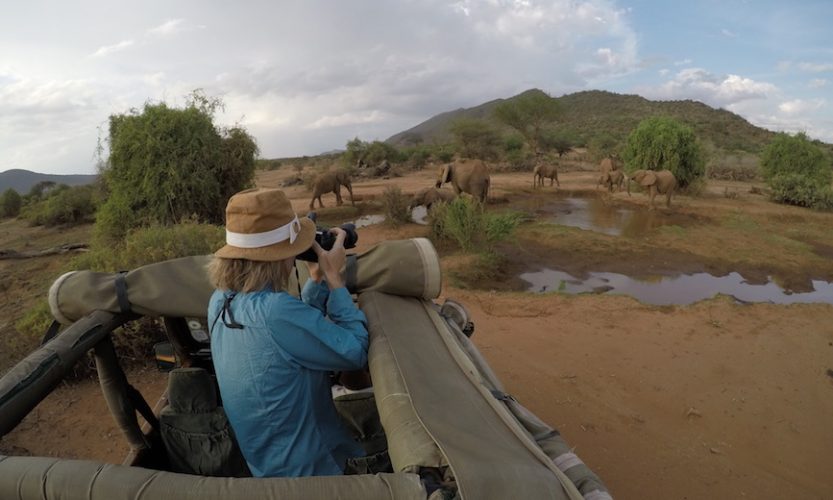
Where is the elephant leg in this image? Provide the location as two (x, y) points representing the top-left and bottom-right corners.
(317, 195), (325, 208)
(648, 186), (656, 210)
(554, 172), (560, 187)
(348, 187), (355, 206)
(666, 190), (672, 208)
(309, 196), (315, 210)
(335, 188), (343, 206)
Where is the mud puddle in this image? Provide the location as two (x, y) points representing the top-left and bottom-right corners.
(513, 194), (698, 237)
(520, 268), (833, 305)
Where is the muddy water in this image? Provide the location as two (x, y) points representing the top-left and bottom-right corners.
(520, 268), (833, 305)
(524, 196), (694, 237)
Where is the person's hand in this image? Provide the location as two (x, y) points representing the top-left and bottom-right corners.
(306, 261), (324, 283)
(312, 227), (347, 289)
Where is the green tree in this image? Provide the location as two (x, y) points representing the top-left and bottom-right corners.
(493, 89), (561, 155)
(540, 128), (576, 158)
(450, 118), (501, 160)
(97, 95), (257, 240)
(761, 132), (831, 183)
(0, 188), (22, 217)
(761, 132), (832, 209)
(622, 116), (705, 188)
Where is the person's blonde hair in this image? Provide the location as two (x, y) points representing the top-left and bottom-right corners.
(208, 257), (292, 293)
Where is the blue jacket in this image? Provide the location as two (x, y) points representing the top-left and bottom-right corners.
(208, 279), (368, 477)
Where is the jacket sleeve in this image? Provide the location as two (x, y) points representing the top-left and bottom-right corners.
(273, 288), (368, 371)
(301, 278), (329, 314)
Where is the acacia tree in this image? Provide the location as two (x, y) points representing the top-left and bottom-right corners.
(97, 93), (257, 240)
(493, 90), (561, 155)
(450, 118), (501, 160)
(622, 116), (705, 188)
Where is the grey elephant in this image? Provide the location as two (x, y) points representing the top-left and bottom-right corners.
(409, 187), (457, 210)
(533, 163), (560, 188)
(436, 159), (490, 203)
(597, 169), (625, 192)
(309, 170), (355, 209)
(628, 169), (677, 209)
(597, 155), (622, 190)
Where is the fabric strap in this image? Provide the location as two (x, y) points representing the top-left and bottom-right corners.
(226, 216), (300, 247)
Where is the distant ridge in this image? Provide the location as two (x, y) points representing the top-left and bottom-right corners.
(386, 89), (783, 153)
(0, 169), (97, 194)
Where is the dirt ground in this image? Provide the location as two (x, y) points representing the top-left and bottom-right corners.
(2, 163), (832, 499)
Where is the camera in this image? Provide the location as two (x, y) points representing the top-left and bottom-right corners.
(295, 212), (358, 262)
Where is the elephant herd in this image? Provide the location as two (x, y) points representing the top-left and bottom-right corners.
(307, 155), (678, 213)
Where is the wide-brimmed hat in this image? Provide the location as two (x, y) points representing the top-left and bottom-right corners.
(214, 188), (316, 261)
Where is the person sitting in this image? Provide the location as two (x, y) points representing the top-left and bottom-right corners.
(208, 187), (368, 478)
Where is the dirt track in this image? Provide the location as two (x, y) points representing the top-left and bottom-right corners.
(2, 164), (832, 499)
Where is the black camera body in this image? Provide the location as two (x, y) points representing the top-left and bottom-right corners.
(295, 212), (358, 262)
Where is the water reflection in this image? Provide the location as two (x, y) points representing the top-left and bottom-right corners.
(520, 268), (833, 305)
(411, 206), (429, 225)
(352, 214), (386, 228)
(531, 197), (693, 237)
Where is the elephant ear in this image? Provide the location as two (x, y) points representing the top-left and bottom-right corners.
(639, 171), (657, 187)
(441, 164), (452, 184)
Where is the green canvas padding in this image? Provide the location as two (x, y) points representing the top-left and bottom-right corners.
(0, 311), (125, 438)
(49, 238), (442, 324)
(359, 292), (574, 500)
(0, 456), (426, 500)
(366, 322), (446, 472)
(440, 313), (610, 497)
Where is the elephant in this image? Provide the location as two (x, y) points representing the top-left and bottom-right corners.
(533, 163), (560, 188)
(409, 187), (456, 210)
(436, 159), (490, 204)
(628, 169), (677, 209)
(309, 169), (354, 209)
(597, 169), (625, 193)
(597, 155), (623, 190)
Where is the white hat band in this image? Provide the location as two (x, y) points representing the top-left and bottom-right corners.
(226, 215), (301, 248)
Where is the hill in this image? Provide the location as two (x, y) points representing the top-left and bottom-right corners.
(0, 169), (98, 194)
(386, 89), (779, 154)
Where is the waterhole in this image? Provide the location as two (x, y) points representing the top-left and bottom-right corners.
(520, 269), (833, 305)
(522, 196), (695, 237)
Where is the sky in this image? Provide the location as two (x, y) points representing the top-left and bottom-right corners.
(1, 0), (831, 175)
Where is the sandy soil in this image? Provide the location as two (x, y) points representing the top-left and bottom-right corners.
(2, 164), (832, 499)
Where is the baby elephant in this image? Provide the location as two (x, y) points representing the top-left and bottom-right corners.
(309, 170), (354, 209)
(409, 187), (456, 210)
(628, 169), (677, 209)
(533, 163), (560, 188)
(597, 169), (625, 192)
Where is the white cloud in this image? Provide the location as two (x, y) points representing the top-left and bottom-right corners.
(674, 58), (692, 66)
(306, 110), (390, 130)
(808, 78), (828, 88)
(778, 98), (826, 115)
(147, 19), (185, 37)
(721, 28), (738, 38)
(797, 62), (833, 73)
(638, 68), (776, 107)
(90, 39), (135, 58)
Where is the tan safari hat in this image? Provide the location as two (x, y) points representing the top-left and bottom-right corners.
(214, 188), (316, 261)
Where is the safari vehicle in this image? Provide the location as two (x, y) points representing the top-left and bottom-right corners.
(0, 238), (611, 500)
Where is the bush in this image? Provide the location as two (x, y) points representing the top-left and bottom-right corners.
(77, 220), (225, 272)
(769, 173), (833, 209)
(0, 188), (22, 217)
(21, 184), (99, 227)
(97, 93), (257, 240)
(430, 196), (520, 252)
(381, 186), (412, 227)
(622, 116), (706, 188)
(760, 133), (832, 209)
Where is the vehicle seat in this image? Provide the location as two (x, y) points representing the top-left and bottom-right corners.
(159, 367), (250, 477)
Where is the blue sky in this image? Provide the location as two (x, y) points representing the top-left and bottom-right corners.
(1, 0), (831, 174)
